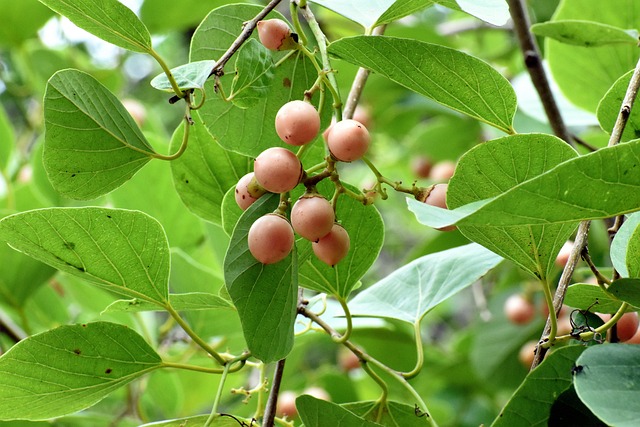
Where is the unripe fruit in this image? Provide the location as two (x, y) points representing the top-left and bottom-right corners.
(248, 214), (295, 264)
(616, 312), (639, 342)
(257, 19), (294, 51)
(504, 294), (536, 325)
(430, 160), (456, 181)
(555, 240), (574, 267)
(423, 183), (456, 231)
(291, 196), (335, 241)
(412, 155), (433, 178)
(312, 223), (350, 266)
(276, 390), (298, 417)
(518, 340), (537, 368)
(275, 100), (321, 146)
(254, 147), (303, 193)
(326, 119), (370, 162)
(235, 172), (266, 210)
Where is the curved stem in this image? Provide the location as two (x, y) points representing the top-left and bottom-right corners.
(554, 302), (630, 344)
(360, 362), (388, 407)
(204, 362), (233, 427)
(148, 49), (185, 99)
(165, 303), (226, 365)
(401, 321), (424, 379)
(540, 278), (558, 343)
(289, 1), (308, 45)
(332, 298), (352, 343)
(152, 102), (191, 161)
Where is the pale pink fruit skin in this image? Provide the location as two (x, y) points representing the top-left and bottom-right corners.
(276, 390), (298, 417)
(275, 100), (321, 146)
(555, 240), (574, 267)
(254, 147), (302, 193)
(291, 196), (335, 241)
(235, 172), (260, 210)
(425, 183), (456, 231)
(248, 214), (294, 264)
(257, 19), (291, 50)
(617, 312), (639, 342)
(326, 119), (370, 162)
(312, 224), (350, 266)
(504, 294), (536, 325)
(430, 160), (456, 181)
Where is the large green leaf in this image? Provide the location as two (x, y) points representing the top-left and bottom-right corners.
(38, 0), (152, 52)
(228, 38), (274, 109)
(607, 279), (640, 308)
(447, 133), (579, 278)
(409, 137), (640, 228)
(191, 4), (331, 158)
(170, 112), (249, 225)
(598, 70), (640, 142)
(564, 283), (627, 314)
(349, 243), (502, 324)
(375, 0), (435, 26)
(328, 35), (517, 134)
(297, 395), (382, 427)
(610, 212), (640, 278)
(574, 344), (640, 427)
(0, 207), (170, 305)
(140, 0), (235, 33)
(0, 243), (55, 308)
(546, 0), (640, 113)
(223, 194), (297, 363)
(0, 322), (161, 420)
(297, 183), (384, 299)
(532, 20), (638, 47)
(491, 345), (585, 427)
(102, 292), (233, 314)
(0, 0), (53, 47)
(344, 401), (432, 426)
(43, 69), (154, 200)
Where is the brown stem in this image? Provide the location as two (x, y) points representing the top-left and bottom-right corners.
(607, 56), (640, 148)
(261, 359), (286, 427)
(208, 0), (283, 78)
(507, 0), (573, 145)
(342, 25), (386, 120)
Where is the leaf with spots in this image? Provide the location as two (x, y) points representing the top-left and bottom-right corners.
(0, 322), (162, 421)
(44, 69), (155, 200)
(0, 207), (170, 306)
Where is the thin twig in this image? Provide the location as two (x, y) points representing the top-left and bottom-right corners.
(607, 56), (640, 147)
(342, 25), (386, 120)
(262, 359), (286, 427)
(507, 0), (573, 145)
(0, 310), (27, 343)
(571, 134), (598, 152)
(208, 0), (283, 78)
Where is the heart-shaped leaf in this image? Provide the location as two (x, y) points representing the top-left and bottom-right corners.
(0, 322), (161, 421)
(0, 207), (170, 305)
(328, 35), (517, 134)
(44, 69), (155, 199)
(38, 0), (152, 52)
(349, 243), (502, 324)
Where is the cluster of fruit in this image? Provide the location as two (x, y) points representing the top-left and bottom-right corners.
(234, 97), (370, 266)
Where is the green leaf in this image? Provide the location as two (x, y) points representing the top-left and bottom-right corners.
(409, 137), (640, 228)
(549, 385), (607, 426)
(611, 212), (640, 278)
(0, 0), (53, 47)
(450, 133), (579, 278)
(191, 4), (331, 158)
(456, 0), (510, 26)
(150, 60), (216, 92)
(574, 344), (640, 427)
(298, 183), (384, 299)
(38, 0), (152, 52)
(375, 0), (435, 26)
(102, 292), (233, 314)
(229, 39), (274, 108)
(344, 401), (431, 426)
(221, 186), (243, 236)
(532, 20), (638, 47)
(328, 35), (517, 133)
(0, 105), (14, 172)
(170, 112), (250, 225)
(139, 415), (251, 427)
(309, 0), (396, 28)
(0, 207), (170, 305)
(598, 70), (640, 142)
(349, 243), (502, 324)
(140, 0), (236, 33)
(565, 283), (627, 314)
(223, 194), (297, 363)
(546, 0), (640, 113)
(297, 395), (382, 427)
(0, 243), (55, 308)
(491, 345), (586, 427)
(0, 322), (161, 420)
(43, 69), (154, 200)
(606, 279), (640, 308)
